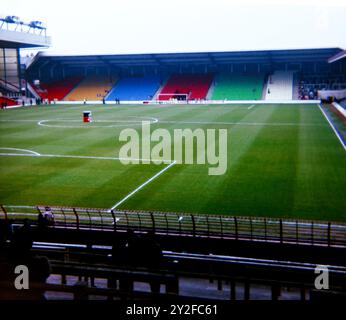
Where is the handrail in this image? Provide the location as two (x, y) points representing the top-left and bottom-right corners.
(1, 204), (346, 248)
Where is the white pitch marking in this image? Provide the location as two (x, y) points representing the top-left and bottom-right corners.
(0, 152), (173, 164)
(0, 147), (41, 156)
(0, 118), (325, 127)
(0, 153), (39, 157)
(37, 117), (158, 128)
(157, 120), (326, 127)
(0, 119), (39, 122)
(0, 117), (159, 124)
(317, 104), (346, 151)
(108, 161), (177, 211)
(247, 104), (256, 110)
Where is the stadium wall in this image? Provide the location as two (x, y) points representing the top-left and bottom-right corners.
(318, 89), (346, 100)
(54, 99), (320, 105)
(331, 102), (346, 123)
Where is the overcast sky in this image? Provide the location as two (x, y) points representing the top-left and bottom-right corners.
(2, 0), (346, 55)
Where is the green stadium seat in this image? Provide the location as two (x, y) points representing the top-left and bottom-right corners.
(212, 73), (265, 100)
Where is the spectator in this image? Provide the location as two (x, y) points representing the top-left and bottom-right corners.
(37, 212), (48, 230)
(11, 219), (33, 255)
(28, 255), (51, 300)
(43, 207), (54, 225)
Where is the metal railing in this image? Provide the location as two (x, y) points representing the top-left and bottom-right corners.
(1, 205), (345, 247)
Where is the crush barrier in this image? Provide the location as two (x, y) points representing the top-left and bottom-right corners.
(1, 205), (345, 247)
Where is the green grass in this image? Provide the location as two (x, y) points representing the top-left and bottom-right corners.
(0, 103), (345, 221)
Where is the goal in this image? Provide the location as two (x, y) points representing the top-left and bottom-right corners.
(156, 93), (190, 103)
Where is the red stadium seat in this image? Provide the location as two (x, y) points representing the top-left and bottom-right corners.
(0, 97), (17, 107)
(159, 74), (213, 100)
(33, 77), (83, 101)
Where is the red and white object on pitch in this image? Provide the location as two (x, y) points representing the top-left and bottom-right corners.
(83, 111), (92, 123)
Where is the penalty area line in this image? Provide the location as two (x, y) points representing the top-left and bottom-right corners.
(0, 147), (41, 156)
(247, 104), (256, 109)
(108, 160), (177, 211)
(0, 152), (172, 164)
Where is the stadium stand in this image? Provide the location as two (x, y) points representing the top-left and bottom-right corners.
(298, 74), (346, 100)
(158, 74), (213, 101)
(152, 76), (170, 100)
(32, 76), (83, 101)
(0, 78), (20, 94)
(1, 210), (346, 301)
(265, 71), (294, 100)
(212, 73), (265, 100)
(0, 96), (17, 107)
(64, 75), (117, 101)
(106, 75), (161, 101)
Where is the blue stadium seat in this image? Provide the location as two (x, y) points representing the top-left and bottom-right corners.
(106, 75), (161, 101)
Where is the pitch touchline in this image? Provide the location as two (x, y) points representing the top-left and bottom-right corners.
(317, 104), (346, 151)
(108, 161), (177, 211)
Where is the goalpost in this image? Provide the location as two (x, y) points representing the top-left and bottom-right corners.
(156, 93), (190, 103)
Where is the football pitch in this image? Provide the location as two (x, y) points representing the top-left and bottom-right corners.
(0, 103), (345, 222)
